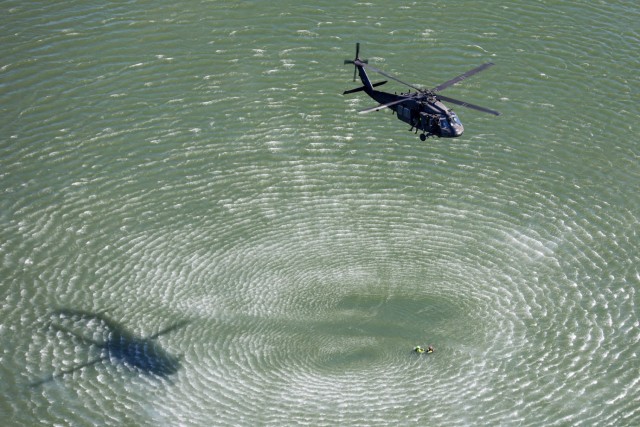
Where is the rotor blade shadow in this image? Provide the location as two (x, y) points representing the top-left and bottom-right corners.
(30, 357), (106, 387)
(148, 319), (191, 340)
(31, 309), (189, 385)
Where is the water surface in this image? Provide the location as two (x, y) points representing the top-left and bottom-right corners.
(1, 1), (638, 425)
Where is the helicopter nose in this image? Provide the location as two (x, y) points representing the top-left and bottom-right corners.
(449, 123), (463, 137)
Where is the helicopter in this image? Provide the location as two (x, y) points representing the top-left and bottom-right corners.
(343, 43), (500, 140)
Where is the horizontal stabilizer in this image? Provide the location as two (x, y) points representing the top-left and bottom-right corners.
(343, 80), (387, 95)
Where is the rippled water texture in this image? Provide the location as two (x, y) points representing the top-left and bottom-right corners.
(1, 1), (639, 426)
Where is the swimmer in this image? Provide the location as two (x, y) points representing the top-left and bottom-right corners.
(414, 345), (434, 354)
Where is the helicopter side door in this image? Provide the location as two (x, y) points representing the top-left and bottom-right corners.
(397, 104), (423, 129)
(396, 104), (412, 124)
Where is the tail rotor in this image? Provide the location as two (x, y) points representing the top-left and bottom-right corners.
(344, 42), (367, 81)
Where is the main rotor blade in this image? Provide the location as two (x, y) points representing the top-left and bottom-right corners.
(437, 94), (501, 116)
(432, 62), (495, 92)
(360, 62), (424, 92)
(358, 97), (411, 114)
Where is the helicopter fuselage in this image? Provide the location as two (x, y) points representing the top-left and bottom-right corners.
(353, 60), (463, 138)
(369, 88), (464, 138)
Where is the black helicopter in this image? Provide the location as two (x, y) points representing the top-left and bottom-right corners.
(343, 43), (500, 140)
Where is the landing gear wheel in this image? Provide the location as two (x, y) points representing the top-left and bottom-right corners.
(420, 133), (427, 141)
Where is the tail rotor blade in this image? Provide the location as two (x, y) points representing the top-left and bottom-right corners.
(345, 43), (368, 82)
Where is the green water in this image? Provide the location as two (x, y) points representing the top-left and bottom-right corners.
(1, 1), (638, 426)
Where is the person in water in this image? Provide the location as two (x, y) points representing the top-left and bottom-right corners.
(414, 345), (434, 354)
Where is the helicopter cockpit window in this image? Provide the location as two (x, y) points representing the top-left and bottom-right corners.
(449, 113), (462, 126)
(439, 117), (451, 132)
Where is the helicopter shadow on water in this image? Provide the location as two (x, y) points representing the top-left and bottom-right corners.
(30, 308), (189, 387)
